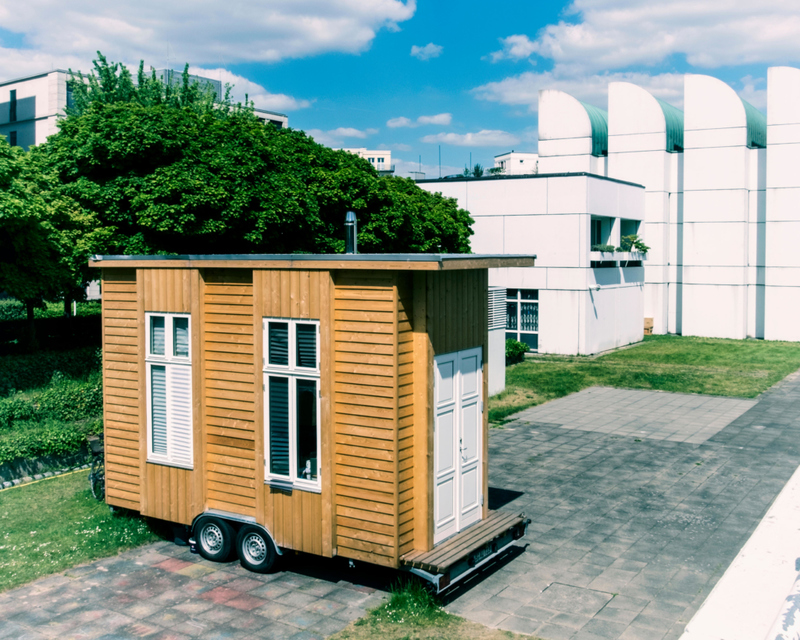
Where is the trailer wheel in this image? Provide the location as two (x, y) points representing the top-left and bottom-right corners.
(236, 525), (276, 573)
(195, 516), (235, 562)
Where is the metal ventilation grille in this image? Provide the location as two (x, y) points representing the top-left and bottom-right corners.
(488, 287), (506, 331)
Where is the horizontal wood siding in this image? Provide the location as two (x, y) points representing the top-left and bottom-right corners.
(256, 270), (328, 555)
(144, 464), (194, 525)
(204, 269), (257, 517)
(140, 269), (197, 523)
(396, 274), (415, 557)
(333, 271), (399, 567)
(102, 268), (141, 511)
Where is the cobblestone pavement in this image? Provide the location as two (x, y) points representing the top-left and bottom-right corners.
(444, 381), (800, 639)
(0, 542), (389, 640)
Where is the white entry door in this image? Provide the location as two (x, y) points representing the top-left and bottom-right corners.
(433, 347), (484, 545)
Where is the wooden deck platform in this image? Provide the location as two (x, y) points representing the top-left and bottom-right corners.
(401, 510), (528, 575)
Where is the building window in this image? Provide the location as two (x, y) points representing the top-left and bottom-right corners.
(145, 313), (193, 468)
(506, 289), (538, 351)
(8, 131), (16, 147)
(263, 318), (321, 492)
(377, 157), (384, 164)
(66, 82), (75, 110)
(591, 218), (603, 247)
(9, 90), (16, 123)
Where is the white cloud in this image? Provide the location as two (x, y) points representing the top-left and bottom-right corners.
(493, 1), (800, 75)
(305, 126), (378, 147)
(421, 130), (520, 147)
(410, 43), (443, 61)
(490, 35), (537, 63)
(472, 70), (685, 112)
(417, 113), (451, 125)
(189, 66), (311, 112)
(387, 116), (414, 128)
(387, 113), (452, 128)
(0, 0), (416, 79)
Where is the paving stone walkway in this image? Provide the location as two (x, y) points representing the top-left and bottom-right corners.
(445, 381), (800, 639)
(0, 542), (388, 639)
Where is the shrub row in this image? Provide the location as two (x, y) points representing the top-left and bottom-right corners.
(0, 374), (104, 429)
(0, 299), (102, 322)
(0, 347), (102, 397)
(0, 417), (102, 465)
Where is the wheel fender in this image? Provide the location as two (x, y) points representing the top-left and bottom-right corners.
(189, 512), (282, 556)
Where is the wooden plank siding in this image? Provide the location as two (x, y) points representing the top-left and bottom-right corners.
(102, 268), (141, 512)
(333, 271), (407, 568)
(137, 269), (201, 525)
(254, 270), (328, 556)
(396, 274), (415, 558)
(203, 269), (257, 518)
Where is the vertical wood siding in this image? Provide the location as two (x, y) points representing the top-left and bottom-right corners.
(333, 271), (400, 567)
(255, 270), (327, 555)
(102, 269), (141, 511)
(203, 269), (257, 517)
(144, 464), (194, 524)
(396, 274), (415, 557)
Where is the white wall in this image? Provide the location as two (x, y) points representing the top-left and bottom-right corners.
(682, 74), (764, 339)
(0, 71), (67, 149)
(607, 82), (681, 336)
(538, 90), (605, 176)
(488, 329), (506, 396)
(765, 66), (800, 341)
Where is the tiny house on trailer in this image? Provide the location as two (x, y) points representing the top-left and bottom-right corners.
(91, 253), (535, 591)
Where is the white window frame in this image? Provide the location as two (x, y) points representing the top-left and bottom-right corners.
(505, 289), (539, 352)
(145, 312), (193, 468)
(263, 318), (321, 493)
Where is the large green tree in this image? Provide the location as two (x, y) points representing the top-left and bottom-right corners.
(38, 55), (472, 256)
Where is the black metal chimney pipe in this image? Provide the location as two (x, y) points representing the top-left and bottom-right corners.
(345, 211), (357, 254)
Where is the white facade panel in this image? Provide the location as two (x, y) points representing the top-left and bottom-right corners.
(683, 147), (748, 191)
(682, 189), (749, 223)
(470, 216), (504, 254)
(547, 176), (588, 214)
(683, 223), (748, 269)
(682, 284), (747, 339)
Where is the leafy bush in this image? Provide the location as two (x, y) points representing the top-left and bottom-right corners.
(618, 234), (650, 253)
(0, 347), (102, 397)
(0, 299), (102, 322)
(506, 339), (529, 365)
(0, 374), (103, 429)
(591, 243), (617, 253)
(0, 417), (102, 465)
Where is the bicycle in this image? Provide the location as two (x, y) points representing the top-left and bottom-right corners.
(87, 435), (105, 500)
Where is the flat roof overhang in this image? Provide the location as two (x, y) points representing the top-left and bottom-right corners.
(89, 253), (536, 271)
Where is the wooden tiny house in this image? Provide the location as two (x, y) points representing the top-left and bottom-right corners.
(92, 254), (535, 588)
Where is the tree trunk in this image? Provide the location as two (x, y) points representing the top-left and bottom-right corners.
(23, 300), (38, 352)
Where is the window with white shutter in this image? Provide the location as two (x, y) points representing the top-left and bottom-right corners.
(263, 318), (320, 492)
(146, 313), (193, 468)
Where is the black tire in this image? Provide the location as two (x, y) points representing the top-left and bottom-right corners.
(89, 458), (105, 500)
(236, 525), (277, 573)
(195, 516), (236, 562)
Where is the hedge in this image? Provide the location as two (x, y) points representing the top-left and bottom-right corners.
(0, 299), (102, 322)
(0, 347), (102, 397)
(0, 417), (102, 465)
(0, 374), (103, 429)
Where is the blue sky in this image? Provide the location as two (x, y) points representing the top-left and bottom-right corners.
(1, 0), (799, 177)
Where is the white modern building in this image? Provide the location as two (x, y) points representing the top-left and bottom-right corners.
(494, 151), (538, 175)
(419, 172), (646, 356)
(342, 148), (394, 175)
(0, 69), (288, 150)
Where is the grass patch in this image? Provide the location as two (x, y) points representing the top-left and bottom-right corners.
(331, 580), (536, 640)
(0, 470), (160, 593)
(489, 335), (800, 422)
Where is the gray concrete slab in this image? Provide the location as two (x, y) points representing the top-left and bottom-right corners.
(444, 379), (800, 639)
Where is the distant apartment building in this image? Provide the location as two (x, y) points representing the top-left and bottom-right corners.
(342, 148), (394, 175)
(494, 151), (538, 175)
(0, 69), (287, 150)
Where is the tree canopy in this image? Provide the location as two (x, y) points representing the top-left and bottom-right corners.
(34, 54), (473, 257)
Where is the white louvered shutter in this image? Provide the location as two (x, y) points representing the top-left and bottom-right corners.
(488, 287), (506, 330)
(168, 364), (193, 467)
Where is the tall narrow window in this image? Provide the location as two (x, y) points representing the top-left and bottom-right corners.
(506, 289), (539, 351)
(9, 90), (16, 123)
(8, 131), (16, 147)
(146, 313), (193, 468)
(263, 318), (320, 491)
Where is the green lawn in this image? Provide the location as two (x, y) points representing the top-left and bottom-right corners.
(490, 335), (800, 422)
(0, 470), (161, 593)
